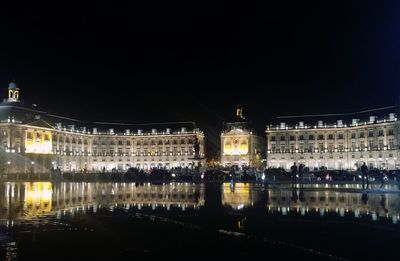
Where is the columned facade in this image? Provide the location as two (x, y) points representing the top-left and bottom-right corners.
(266, 113), (400, 171)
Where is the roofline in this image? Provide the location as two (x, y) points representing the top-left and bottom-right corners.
(276, 105), (398, 119)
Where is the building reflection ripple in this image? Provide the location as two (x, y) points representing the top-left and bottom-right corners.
(1, 182), (399, 226)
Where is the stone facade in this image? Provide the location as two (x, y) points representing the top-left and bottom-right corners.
(266, 113), (400, 170)
(0, 82), (205, 173)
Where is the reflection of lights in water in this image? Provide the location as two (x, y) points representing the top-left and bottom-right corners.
(372, 212), (377, 221)
(340, 208), (345, 217)
(24, 182), (52, 215)
(282, 207), (287, 215)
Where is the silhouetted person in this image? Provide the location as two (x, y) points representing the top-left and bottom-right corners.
(298, 164), (304, 183)
(290, 162), (298, 183)
(360, 162), (369, 189)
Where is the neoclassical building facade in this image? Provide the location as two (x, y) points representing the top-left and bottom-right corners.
(220, 107), (265, 168)
(266, 109), (400, 170)
(0, 82), (205, 173)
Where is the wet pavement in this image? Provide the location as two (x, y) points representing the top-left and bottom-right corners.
(0, 181), (399, 260)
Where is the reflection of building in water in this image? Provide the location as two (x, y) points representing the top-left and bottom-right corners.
(24, 182), (52, 216)
(0, 182), (205, 224)
(221, 183), (257, 209)
(266, 186), (400, 223)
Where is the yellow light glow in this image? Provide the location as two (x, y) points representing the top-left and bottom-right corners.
(24, 182), (52, 215)
(223, 141), (248, 155)
(222, 182), (250, 207)
(25, 130), (52, 154)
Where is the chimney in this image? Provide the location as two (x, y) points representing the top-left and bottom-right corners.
(369, 116), (376, 123)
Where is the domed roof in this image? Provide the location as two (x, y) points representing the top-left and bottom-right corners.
(8, 82), (18, 89)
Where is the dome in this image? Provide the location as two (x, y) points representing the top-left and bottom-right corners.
(8, 82), (18, 89)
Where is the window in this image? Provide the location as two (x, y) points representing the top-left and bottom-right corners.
(289, 136), (295, 141)
(309, 135), (314, 140)
(389, 139), (394, 149)
(378, 130), (384, 136)
(118, 140), (123, 145)
(379, 140), (384, 150)
(351, 133), (356, 139)
(359, 132), (365, 138)
(158, 140), (163, 145)
(368, 131), (374, 137)
(271, 136), (276, 141)
(328, 134), (333, 140)
(180, 139), (185, 144)
(299, 135), (304, 141)
(338, 134), (344, 139)
(280, 136), (285, 141)
(318, 135), (324, 140)
(126, 140), (131, 145)
(388, 129), (394, 135)
(368, 140), (374, 150)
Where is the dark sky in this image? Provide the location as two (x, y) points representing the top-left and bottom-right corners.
(0, 2), (399, 158)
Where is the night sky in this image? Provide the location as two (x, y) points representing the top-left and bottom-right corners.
(0, 2), (399, 158)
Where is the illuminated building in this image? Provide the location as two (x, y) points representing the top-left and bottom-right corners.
(0, 82), (205, 173)
(220, 106), (265, 168)
(266, 107), (399, 170)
